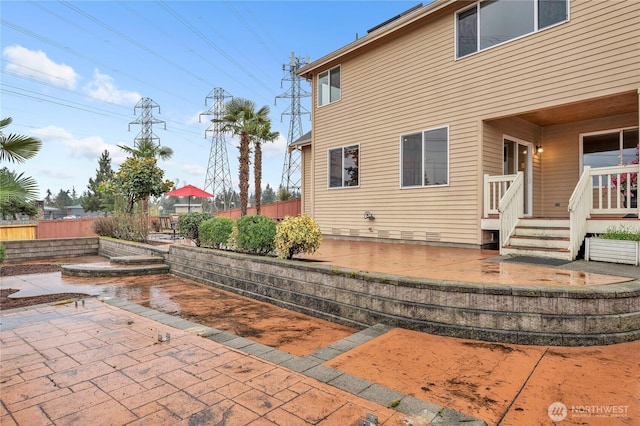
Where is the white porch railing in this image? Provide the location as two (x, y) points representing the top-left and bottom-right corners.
(589, 164), (639, 215)
(497, 171), (524, 250)
(568, 166), (593, 260)
(483, 174), (518, 216)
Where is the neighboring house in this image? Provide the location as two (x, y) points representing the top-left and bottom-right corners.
(295, 0), (639, 260)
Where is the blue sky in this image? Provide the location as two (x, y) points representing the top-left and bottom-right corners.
(1, 1), (418, 200)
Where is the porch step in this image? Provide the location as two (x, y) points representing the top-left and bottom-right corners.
(517, 218), (570, 228)
(503, 218), (572, 260)
(513, 226), (570, 238)
(501, 245), (572, 261)
(508, 235), (570, 250)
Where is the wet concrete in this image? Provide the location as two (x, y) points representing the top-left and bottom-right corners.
(2, 242), (639, 425)
(299, 240), (637, 286)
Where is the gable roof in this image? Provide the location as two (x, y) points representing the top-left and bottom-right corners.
(297, 0), (460, 80)
(289, 131), (312, 151)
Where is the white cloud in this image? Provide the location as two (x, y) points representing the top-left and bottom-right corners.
(32, 125), (126, 163)
(84, 69), (140, 105)
(182, 164), (206, 175)
(3, 45), (78, 89)
(263, 134), (288, 159)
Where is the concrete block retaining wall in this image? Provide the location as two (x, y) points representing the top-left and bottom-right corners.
(168, 244), (640, 346)
(98, 238), (168, 261)
(2, 237), (99, 262)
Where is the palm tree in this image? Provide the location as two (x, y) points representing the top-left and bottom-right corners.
(117, 138), (173, 161)
(214, 98), (270, 216)
(0, 117), (42, 203)
(253, 122), (279, 215)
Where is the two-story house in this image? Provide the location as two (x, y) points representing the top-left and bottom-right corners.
(294, 0), (639, 260)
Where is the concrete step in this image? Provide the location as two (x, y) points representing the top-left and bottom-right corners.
(62, 262), (169, 277)
(110, 255), (165, 265)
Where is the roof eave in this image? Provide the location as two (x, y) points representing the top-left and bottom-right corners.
(297, 0), (457, 80)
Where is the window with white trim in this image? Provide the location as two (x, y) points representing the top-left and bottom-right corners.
(318, 66), (341, 106)
(582, 128), (639, 170)
(328, 144), (359, 188)
(456, 0), (568, 58)
(401, 127), (449, 187)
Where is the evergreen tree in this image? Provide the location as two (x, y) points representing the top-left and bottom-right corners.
(53, 189), (73, 209)
(262, 184), (276, 205)
(82, 150), (115, 213)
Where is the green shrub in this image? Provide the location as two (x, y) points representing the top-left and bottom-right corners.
(93, 213), (148, 242)
(235, 214), (276, 255)
(0, 242), (5, 263)
(177, 212), (212, 247)
(274, 214), (322, 259)
(199, 216), (234, 248)
(599, 224), (640, 241)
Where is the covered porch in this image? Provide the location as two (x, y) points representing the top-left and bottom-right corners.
(481, 90), (639, 260)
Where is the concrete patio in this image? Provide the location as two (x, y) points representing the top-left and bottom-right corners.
(1, 239), (638, 425)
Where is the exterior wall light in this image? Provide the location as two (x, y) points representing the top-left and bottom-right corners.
(536, 145), (544, 154)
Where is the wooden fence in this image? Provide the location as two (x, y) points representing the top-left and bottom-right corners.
(1, 217), (99, 241)
(1, 200), (301, 242)
(214, 198), (301, 220)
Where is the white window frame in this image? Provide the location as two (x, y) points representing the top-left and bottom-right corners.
(327, 144), (360, 189)
(579, 126), (639, 171)
(317, 65), (341, 107)
(399, 125), (450, 189)
(455, 0), (569, 60)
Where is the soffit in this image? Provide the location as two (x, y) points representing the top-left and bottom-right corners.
(515, 92), (638, 126)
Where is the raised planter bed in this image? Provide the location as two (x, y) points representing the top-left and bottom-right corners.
(585, 238), (639, 266)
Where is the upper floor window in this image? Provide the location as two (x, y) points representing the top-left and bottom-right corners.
(401, 127), (449, 188)
(318, 66), (341, 106)
(457, 0), (568, 58)
(329, 144), (359, 188)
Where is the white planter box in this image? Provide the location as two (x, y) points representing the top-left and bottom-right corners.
(585, 238), (639, 266)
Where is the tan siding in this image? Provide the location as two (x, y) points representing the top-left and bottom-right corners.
(302, 145), (313, 215)
(309, 0), (640, 246)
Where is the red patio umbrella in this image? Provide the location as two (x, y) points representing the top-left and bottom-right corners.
(166, 184), (213, 212)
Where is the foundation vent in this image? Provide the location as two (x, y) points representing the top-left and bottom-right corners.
(401, 231), (414, 240)
(350, 229), (360, 237)
(331, 228), (342, 235)
(378, 230), (389, 238)
(425, 232), (441, 241)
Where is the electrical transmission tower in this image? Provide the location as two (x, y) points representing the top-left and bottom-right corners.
(128, 97), (166, 147)
(199, 88), (234, 211)
(275, 52), (310, 194)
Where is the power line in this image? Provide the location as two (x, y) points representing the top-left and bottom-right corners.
(1, 18), (197, 106)
(156, 1), (275, 97)
(59, 1), (211, 87)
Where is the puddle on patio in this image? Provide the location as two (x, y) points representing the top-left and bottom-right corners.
(2, 272), (355, 357)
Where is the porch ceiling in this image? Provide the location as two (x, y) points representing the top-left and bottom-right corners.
(515, 91), (638, 127)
